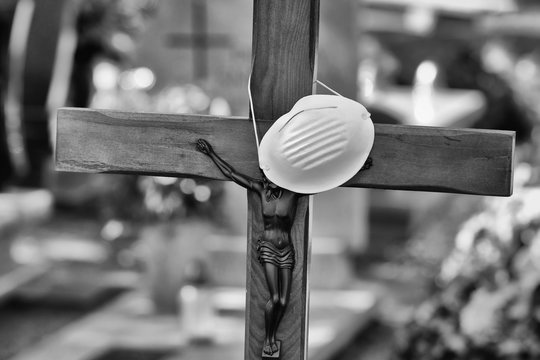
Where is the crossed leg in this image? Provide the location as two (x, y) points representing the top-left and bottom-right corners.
(263, 263), (279, 355)
(263, 264), (293, 355)
(271, 268), (292, 343)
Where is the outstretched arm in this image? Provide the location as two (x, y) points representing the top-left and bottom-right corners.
(196, 139), (261, 191)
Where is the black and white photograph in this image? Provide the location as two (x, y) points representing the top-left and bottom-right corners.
(0, 0), (534, 359)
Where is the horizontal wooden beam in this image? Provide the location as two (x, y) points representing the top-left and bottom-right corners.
(56, 107), (515, 196)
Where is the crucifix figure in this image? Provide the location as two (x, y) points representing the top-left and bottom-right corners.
(55, 1), (515, 359)
(197, 138), (298, 355)
(196, 134), (372, 356)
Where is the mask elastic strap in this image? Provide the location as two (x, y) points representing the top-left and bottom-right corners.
(314, 79), (343, 97)
(247, 60), (260, 154)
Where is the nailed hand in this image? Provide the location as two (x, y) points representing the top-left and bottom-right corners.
(196, 139), (212, 155)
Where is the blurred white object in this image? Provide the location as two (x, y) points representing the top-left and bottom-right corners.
(119, 67), (155, 90)
(93, 61), (120, 90)
(460, 286), (515, 345)
(404, 7), (435, 35)
(413, 60), (438, 125)
(361, 0), (516, 14)
(369, 86), (485, 127)
(0, 189), (53, 230)
(209, 97), (231, 116)
(178, 284), (216, 343)
(11, 236), (108, 265)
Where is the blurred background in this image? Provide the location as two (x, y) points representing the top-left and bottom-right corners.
(1, 0), (540, 359)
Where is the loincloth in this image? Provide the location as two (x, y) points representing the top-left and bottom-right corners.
(257, 239), (295, 269)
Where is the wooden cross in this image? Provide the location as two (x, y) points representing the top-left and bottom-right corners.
(55, 1), (514, 359)
(165, 0), (230, 80)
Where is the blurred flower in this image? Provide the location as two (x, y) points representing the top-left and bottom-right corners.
(399, 182), (540, 359)
(460, 286), (515, 345)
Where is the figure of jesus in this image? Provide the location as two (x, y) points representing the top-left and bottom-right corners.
(197, 139), (299, 356)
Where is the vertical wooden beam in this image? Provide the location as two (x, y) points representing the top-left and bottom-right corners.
(246, 1), (319, 359)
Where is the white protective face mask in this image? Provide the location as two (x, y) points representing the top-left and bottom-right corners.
(258, 94), (374, 194)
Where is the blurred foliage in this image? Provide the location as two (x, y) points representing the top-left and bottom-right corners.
(397, 179), (540, 359)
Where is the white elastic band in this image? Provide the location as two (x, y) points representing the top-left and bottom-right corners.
(315, 80), (343, 97)
(247, 66), (260, 153)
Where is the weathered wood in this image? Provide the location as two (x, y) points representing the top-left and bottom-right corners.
(56, 108), (515, 196)
(248, 1), (319, 359)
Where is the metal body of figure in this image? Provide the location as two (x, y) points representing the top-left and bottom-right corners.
(197, 139), (298, 356)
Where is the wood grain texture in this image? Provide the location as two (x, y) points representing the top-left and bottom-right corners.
(247, 1), (319, 359)
(56, 108), (515, 196)
(250, 0), (319, 121)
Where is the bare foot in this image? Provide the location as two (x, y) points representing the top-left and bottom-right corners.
(263, 340), (274, 355)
